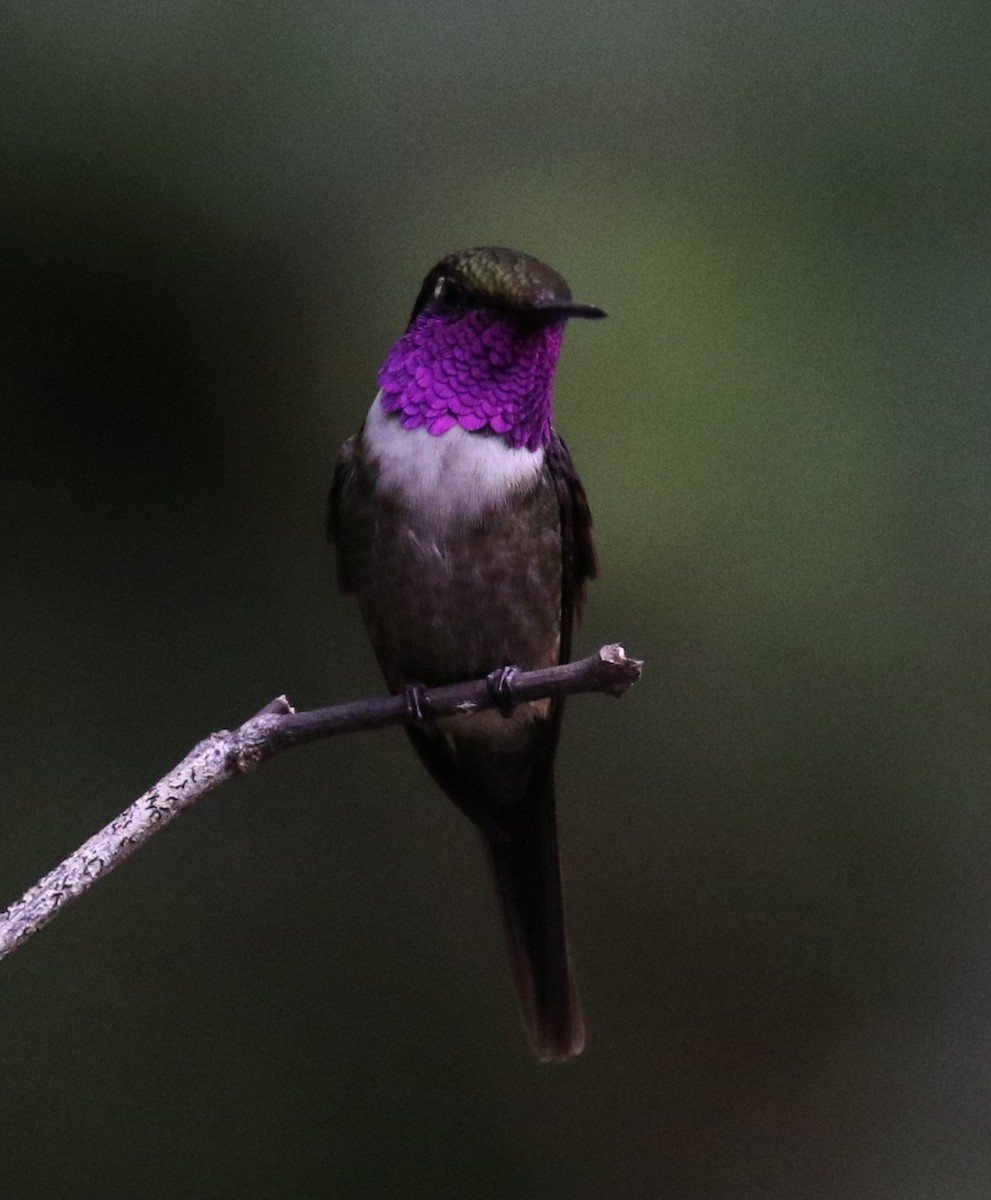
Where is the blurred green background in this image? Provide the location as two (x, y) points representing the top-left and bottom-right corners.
(2, 2), (989, 1197)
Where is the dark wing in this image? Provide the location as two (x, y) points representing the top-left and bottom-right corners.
(485, 434), (594, 1059)
(327, 433), (359, 594)
(545, 432), (598, 664)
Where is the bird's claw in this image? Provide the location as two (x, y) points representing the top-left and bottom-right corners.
(487, 665), (521, 717)
(403, 682), (429, 722)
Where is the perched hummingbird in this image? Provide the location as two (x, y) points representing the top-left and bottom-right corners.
(328, 247), (604, 1061)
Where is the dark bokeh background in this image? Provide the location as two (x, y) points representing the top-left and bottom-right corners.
(2, 3), (989, 1197)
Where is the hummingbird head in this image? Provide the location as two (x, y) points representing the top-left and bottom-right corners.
(378, 247), (605, 451)
(407, 247), (607, 328)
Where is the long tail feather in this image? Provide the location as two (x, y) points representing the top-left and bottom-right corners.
(482, 779), (584, 1061)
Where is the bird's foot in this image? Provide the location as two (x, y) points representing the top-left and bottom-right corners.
(403, 682), (430, 722)
(486, 665), (521, 717)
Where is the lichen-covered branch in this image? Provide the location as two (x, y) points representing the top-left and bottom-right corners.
(0, 643), (642, 961)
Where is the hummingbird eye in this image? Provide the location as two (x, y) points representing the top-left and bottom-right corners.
(433, 277), (467, 314)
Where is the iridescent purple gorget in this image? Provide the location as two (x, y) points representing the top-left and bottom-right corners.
(378, 308), (565, 452)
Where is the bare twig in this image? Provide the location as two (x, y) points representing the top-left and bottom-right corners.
(0, 643), (642, 961)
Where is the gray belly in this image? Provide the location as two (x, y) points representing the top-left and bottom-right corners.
(343, 479), (563, 689)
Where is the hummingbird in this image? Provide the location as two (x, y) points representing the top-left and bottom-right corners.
(328, 247), (604, 1060)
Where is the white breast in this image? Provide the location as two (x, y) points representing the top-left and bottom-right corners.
(362, 390), (545, 530)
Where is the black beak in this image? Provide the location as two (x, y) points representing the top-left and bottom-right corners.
(531, 299), (608, 321)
